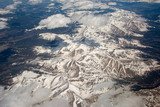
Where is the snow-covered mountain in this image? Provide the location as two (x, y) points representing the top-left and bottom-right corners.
(0, 0), (159, 107)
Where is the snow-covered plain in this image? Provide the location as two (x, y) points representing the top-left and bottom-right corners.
(0, 0), (160, 107)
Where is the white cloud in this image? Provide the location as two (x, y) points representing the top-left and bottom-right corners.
(28, 0), (43, 5)
(92, 90), (145, 107)
(0, 20), (8, 29)
(78, 14), (108, 27)
(59, 0), (109, 10)
(39, 33), (56, 41)
(0, 9), (11, 15)
(47, 3), (55, 9)
(0, 18), (8, 30)
(107, 2), (117, 6)
(69, 9), (148, 35)
(33, 46), (52, 54)
(125, 0), (160, 3)
(36, 14), (71, 29)
(0, 0), (21, 29)
(0, 82), (69, 107)
(0, 0), (21, 15)
(0, 18), (8, 22)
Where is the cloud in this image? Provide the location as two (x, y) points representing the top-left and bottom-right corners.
(69, 10), (148, 35)
(0, 82), (69, 107)
(33, 46), (52, 54)
(47, 3), (55, 9)
(0, 21), (7, 29)
(0, 18), (8, 29)
(36, 14), (71, 29)
(78, 14), (108, 27)
(28, 0), (43, 5)
(39, 33), (56, 41)
(125, 0), (160, 3)
(59, 0), (109, 10)
(92, 90), (145, 107)
(107, 2), (117, 6)
(0, 9), (11, 15)
(0, 0), (21, 15)
(0, 0), (21, 29)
